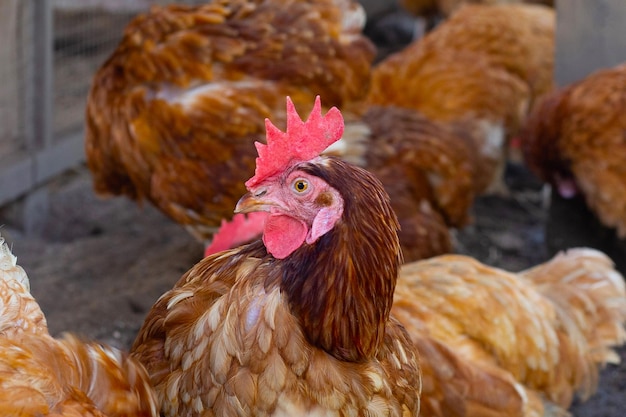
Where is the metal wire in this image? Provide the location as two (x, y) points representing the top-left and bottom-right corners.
(52, 0), (207, 139)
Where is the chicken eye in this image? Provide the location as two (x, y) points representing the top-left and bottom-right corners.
(292, 178), (309, 193)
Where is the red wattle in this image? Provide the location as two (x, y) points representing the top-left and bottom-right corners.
(263, 214), (308, 259)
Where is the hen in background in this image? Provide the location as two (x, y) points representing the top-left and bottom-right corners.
(520, 63), (626, 272)
(0, 236), (158, 416)
(367, 3), (555, 194)
(337, 105), (480, 260)
(85, 0), (375, 247)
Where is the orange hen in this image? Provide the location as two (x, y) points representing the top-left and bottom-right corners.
(393, 248), (626, 416)
(0, 236), (158, 417)
(367, 3), (555, 193)
(521, 63), (626, 239)
(85, 0), (375, 244)
(337, 105), (480, 260)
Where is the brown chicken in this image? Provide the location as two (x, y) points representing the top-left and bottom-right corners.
(393, 248), (626, 416)
(367, 3), (555, 193)
(521, 63), (626, 239)
(0, 236), (158, 417)
(85, 0), (375, 244)
(131, 97), (422, 416)
(203, 179), (626, 416)
(132, 97), (626, 417)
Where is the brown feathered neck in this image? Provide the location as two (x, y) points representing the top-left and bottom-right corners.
(277, 157), (402, 362)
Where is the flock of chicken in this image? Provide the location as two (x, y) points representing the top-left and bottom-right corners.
(2, 0), (626, 416)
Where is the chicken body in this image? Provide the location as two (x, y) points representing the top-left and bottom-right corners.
(85, 0), (375, 243)
(367, 3), (555, 193)
(393, 248), (626, 416)
(131, 99), (421, 416)
(521, 63), (626, 238)
(0, 237), (158, 417)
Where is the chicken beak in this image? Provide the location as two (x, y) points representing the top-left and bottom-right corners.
(234, 191), (276, 214)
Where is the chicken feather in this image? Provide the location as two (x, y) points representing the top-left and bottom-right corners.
(392, 248), (626, 416)
(0, 236), (158, 417)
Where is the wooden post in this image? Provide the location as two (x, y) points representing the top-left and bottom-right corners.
(0, 0), (21, 156)
(555, 0), (626, 85)
(23, 0), (53, 153)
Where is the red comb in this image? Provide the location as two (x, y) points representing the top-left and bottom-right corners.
(245, 96), (344, 188)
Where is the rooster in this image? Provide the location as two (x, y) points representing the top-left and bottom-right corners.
(131, 97), (422, 416)
(85, 0), (375, 248)
(367, 3), (555, 194)
(520, 63), (626, 261)
(0, 236), (158, 417)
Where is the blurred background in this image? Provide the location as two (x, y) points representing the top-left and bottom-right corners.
(0, 0), (625, 231)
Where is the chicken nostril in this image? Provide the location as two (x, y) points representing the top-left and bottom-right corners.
(254, 188), (267, 198)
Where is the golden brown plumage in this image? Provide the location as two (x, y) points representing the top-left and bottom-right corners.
(131, 101), (421, 416)
(0, 241), (47, 338)
(0, 237), (158, 417)
(367, 3), (555, 193)
(131, 163), (422, 416)
(521, 63), (626, 237)
(85, 0), (375, 242)
(393, 248), (626, 416)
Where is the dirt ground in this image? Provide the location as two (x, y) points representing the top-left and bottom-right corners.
(1, 163), (625, 416)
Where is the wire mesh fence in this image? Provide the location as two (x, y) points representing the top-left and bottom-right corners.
(0, 0), (207, 206)
(53, 0), (207, 138)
